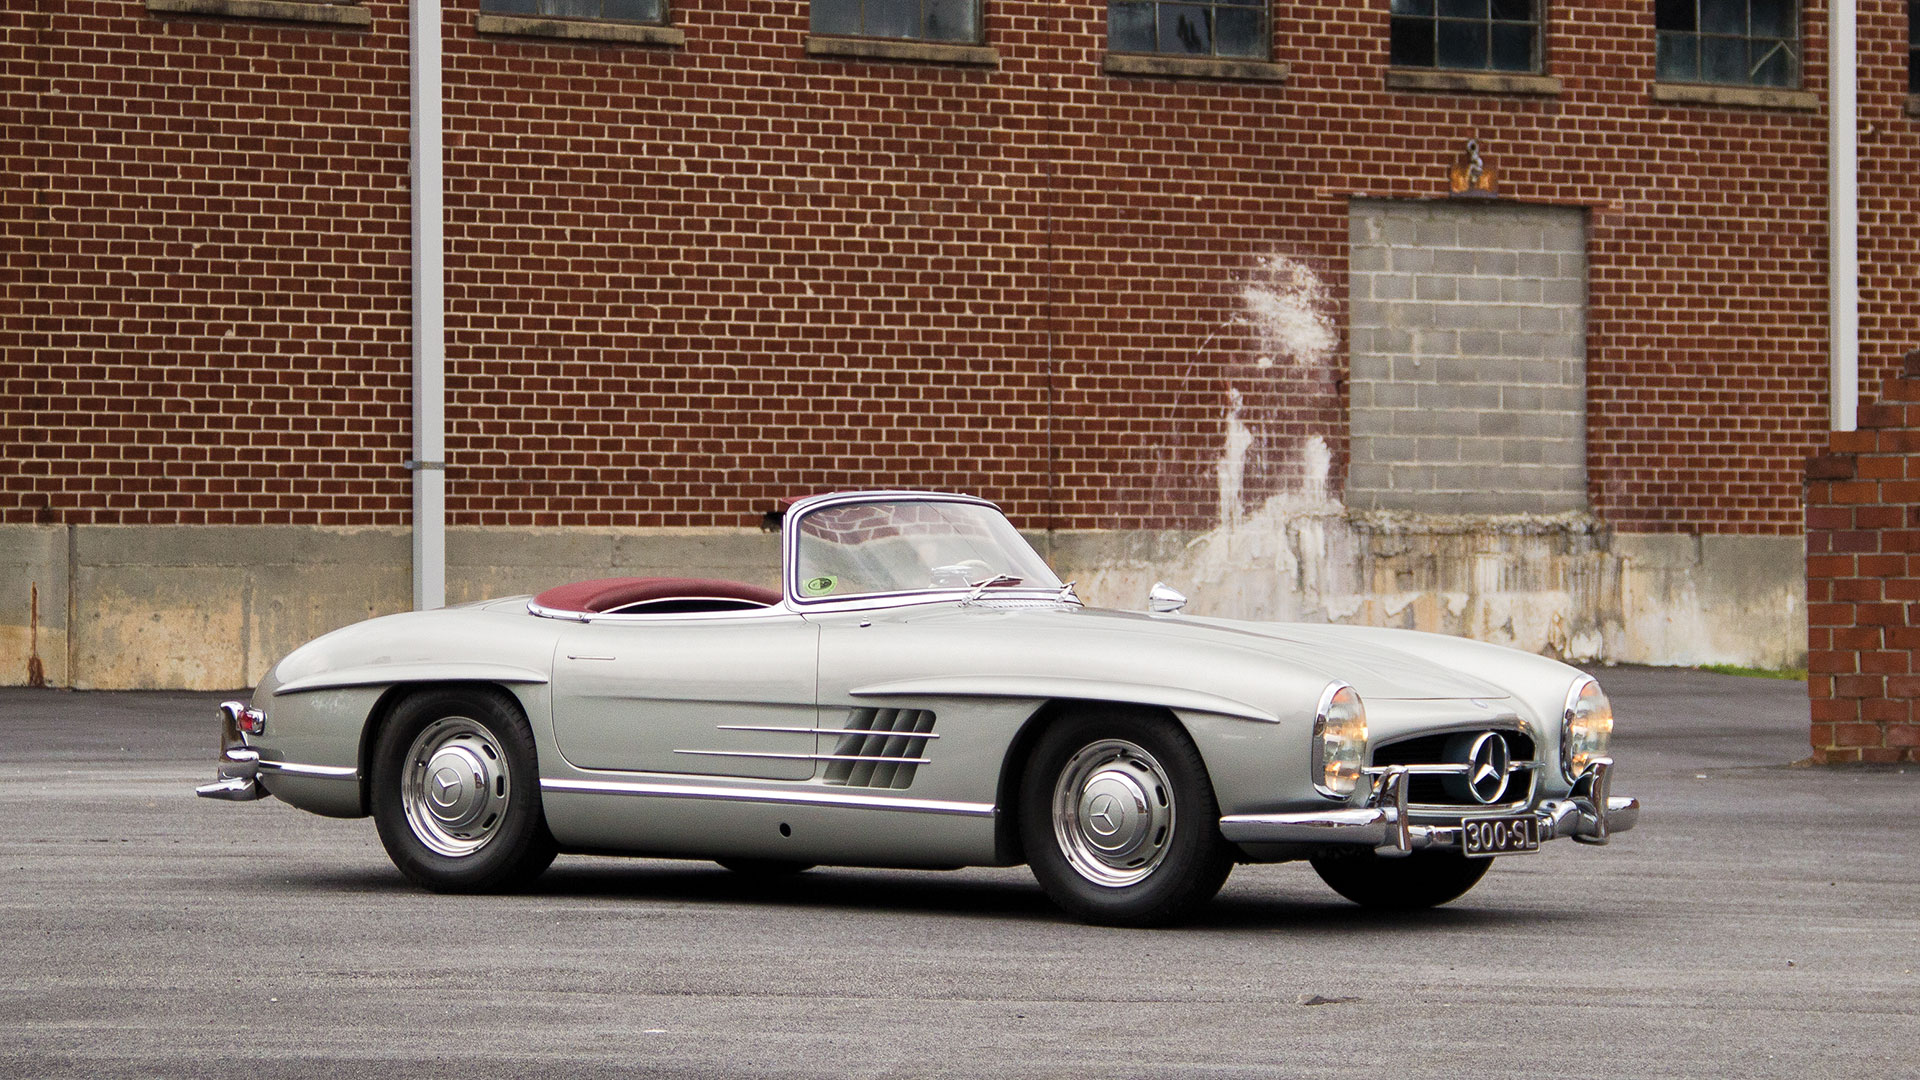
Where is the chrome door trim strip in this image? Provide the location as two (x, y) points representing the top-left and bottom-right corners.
(672, 749), (932, 764)
(256, 759), (360, 780)
(714, 724), (941, 739)
(541, 777), (994, 817)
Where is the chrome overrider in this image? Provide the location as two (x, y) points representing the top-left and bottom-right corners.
(195, 700), (269, 802)
(1217, 758), (1639, 856)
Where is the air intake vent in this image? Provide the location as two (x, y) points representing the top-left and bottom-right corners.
(824, 708), (936, 789)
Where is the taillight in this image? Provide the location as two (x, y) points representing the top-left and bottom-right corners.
(220, 700), (265, 736)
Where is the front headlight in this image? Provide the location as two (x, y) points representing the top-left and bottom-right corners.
(1562, 677), (1614, 782)
(1313, 683), (1368, 799)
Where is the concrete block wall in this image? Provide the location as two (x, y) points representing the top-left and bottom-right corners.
(1348, 200), (1587, 514)
(1804, 358), (1920, 763)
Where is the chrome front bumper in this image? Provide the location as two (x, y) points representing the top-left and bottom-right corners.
(1219, 758), (1638, 857)
(195, 700), (270, 802)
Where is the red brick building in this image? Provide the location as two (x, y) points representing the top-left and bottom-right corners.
(3, 0), (1917, 689)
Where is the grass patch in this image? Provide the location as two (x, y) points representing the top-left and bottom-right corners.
(1697, 663), (1807, 681)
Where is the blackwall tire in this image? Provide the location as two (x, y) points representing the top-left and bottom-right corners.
(371, 687), (557, 893)
(1309, 850), (1493, 910)
(1018, 710), (1233, 927)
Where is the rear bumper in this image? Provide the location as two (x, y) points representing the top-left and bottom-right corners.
(195, 700), (270, 802)
(1219, 758), (1638, 856)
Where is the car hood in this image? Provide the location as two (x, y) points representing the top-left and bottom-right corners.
(896, 603), (1514, 702)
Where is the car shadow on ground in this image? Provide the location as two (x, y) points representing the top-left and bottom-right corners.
(281, 859), (1592, 932)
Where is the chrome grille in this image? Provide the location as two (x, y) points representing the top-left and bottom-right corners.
(824, 708), (936, 789)
(1371, 728), (1538, 810)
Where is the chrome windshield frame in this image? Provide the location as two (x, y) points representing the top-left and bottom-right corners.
(780, 490), (1076, 614)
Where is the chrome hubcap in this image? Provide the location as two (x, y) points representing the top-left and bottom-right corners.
(401, 717), (509, 857)
(1051, 739), (1175, 887)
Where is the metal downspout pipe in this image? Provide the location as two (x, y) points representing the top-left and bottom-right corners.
(409, 0), (447, 609)
(1829, 0), (1858, 432)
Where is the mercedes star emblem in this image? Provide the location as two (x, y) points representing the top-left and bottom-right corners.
(1465, 732), (1511, 804)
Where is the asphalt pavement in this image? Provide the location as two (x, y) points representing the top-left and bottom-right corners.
(1, 667), (1916, 1079)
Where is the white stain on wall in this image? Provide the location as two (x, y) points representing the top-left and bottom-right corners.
(1212, 255), (1341, 527)
(1215, 388), (1254, 528)
(1238, 255), (1338, 370)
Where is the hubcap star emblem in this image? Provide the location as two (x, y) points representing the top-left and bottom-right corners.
(1088, 793), (1119, 833)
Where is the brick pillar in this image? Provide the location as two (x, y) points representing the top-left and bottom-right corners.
(1805, 352), (1920, 763)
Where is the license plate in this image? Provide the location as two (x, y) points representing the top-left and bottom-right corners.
(1461, 815), (1539, 858)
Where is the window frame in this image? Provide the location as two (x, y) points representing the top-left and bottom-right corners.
(1653, 0), (1801, 90)
(808, 0), (987, 47)
(1104, 0), (1275, 63)
(143, 0), (372, 28)
(476, 0), (671, 26)
(1386, 0), (1545, 76)
(1908, 0), (1918, 96)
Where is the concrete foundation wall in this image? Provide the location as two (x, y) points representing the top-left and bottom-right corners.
(1044, 507), (1806, 670)
(0, 519), (1802, 691)
(0, 525), (782, 690)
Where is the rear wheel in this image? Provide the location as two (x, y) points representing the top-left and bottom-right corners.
(1309, 850), (1492, 910)
(371, 687), (557, 893)
(1019, 710), (1232, 927)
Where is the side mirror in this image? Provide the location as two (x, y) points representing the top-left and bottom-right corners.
(1147, 582), (1187, 614)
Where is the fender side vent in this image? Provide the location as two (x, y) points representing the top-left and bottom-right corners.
(824, 708), (936, 789)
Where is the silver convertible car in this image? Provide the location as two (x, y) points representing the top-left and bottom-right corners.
(198, 490), (1637, 926)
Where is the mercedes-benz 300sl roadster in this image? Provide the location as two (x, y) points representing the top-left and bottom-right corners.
(198, 490), (1637, 926)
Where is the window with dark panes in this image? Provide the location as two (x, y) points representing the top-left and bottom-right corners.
(1910, 0), (1918, 92)
(1655, 0), (1798, 87)
(481, 0), (666, 22)
(1108, 0), (1270, 60)
(1388, 0), (1540, 72)
(812, 0), (982, 42)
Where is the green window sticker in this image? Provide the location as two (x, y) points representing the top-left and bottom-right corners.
(802, 575), (838, 596)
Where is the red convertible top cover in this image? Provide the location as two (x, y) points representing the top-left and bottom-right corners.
(531, 577), (781, 614)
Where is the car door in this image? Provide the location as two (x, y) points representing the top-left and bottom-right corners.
(549, 614), (819, 781)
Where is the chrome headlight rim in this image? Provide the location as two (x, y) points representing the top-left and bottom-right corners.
(1560, 675), (1613, 784)
(1312, 681), (1368, 800)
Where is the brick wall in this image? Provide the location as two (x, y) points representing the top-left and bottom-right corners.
(5, 0), (1918, 533)
(3, 1), (415, 527)
(1805, 352), (1920, 764)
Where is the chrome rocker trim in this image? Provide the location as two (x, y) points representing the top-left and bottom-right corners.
(1218, 758), (1639, 857)
(542, 777), (995, 817)
(258, 759), (360, 779)
(196, 752), (360, 800)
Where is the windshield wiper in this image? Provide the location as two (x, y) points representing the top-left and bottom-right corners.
(962, 573), (1022, 604)
(1056, 580), (1080, 605)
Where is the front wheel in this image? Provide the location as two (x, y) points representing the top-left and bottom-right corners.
(1309, 850), (1492, 910)
(1019, 711), (1233, 927)
(371, 687), (557, 893)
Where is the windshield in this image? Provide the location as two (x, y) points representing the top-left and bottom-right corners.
(792, 499), (1063, 602)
